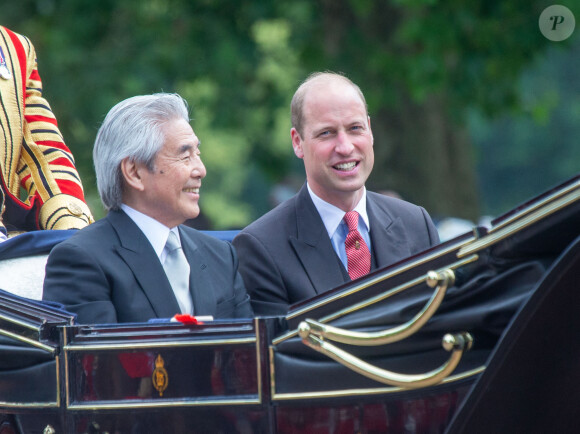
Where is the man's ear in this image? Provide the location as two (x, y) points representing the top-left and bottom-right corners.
(121, 158), (145, 191)
(291, 128), (304, 159)
(368, 115), (374, 145)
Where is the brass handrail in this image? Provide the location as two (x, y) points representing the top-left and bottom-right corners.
(300, 269), (455, 346)
(298, 329), (473, 389)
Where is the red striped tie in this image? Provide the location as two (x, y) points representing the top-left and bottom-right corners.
(344, 211), (371, 280)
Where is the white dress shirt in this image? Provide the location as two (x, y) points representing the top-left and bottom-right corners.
(120, 204), (192, 313)
(307, 184), (371, 271)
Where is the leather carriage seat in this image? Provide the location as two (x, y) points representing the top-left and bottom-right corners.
(0, 229), (239, 300)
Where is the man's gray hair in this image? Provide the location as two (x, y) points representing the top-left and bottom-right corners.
(290, 71), (368, 137)
(93, 93), (190, 211)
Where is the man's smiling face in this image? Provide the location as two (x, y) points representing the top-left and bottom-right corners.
(138, 117), (206, 228)
(291, 77), (374, 211)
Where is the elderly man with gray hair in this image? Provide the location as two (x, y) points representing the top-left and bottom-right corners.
(43, 93), (253, 324)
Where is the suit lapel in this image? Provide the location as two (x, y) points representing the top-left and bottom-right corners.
(179, 227), (217, 316)
(290, 185), (347, 294)
(367, 193), (411, 269)
(108, 210), (180, 318)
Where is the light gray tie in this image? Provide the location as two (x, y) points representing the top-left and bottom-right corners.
(163, 231), (193, 314)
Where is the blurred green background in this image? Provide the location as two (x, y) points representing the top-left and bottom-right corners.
(4, 0), (579, 229)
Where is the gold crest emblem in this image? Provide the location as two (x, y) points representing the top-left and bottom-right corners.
(152, 354), (169, 396)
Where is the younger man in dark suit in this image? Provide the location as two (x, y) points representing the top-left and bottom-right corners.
(233, 72), (439, 315)
(43, 93), (253, 323)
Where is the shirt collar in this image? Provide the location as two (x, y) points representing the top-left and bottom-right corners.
(307, 184), (370, 238)
(120, 204), (179, 258)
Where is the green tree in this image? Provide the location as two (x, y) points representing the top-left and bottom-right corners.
(5, 0), (303, 227)
(472, 32), (580, 216)
(4, 0), (577, 226)
(290, 0), (571, 220)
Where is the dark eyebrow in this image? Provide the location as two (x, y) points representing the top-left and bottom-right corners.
(178, 144), (194, 154)
(311, 126), (333, 137)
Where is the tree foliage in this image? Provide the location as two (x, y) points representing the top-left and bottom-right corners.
(472, 32), (580, 216)
(290, 0), (572, 220)
(3, 0), (578, 226)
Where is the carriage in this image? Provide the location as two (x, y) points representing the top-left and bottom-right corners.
(1, 174), (579, 433)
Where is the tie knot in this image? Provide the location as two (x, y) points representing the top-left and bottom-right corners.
(344, 211), (360, 232)
(165, 231), (181, 252)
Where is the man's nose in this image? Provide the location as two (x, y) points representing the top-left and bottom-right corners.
(335, 131), (355, 154)
(192, 158), (207, 179)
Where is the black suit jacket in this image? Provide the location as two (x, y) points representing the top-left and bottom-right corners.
(43, 210), (253, 324)
(233, 185), (440, 316)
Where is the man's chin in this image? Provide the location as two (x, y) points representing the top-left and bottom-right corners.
(187, 210), (200, 220)
(332, 179), (366, 193)
(178, 205), (200, 223)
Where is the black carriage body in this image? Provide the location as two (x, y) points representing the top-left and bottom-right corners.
(0, 314), (469, 433)
(0, 175), (579, 433)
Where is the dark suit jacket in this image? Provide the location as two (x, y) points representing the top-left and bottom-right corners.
(233, 185), (440, 316)
(43, 210), (253, 324)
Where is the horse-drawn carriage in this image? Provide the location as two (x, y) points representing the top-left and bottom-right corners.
(1, 174), (579, 433)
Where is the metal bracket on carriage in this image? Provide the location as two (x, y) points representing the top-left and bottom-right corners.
(297, 269), (474, 389)
(300, 269), (456, 346)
